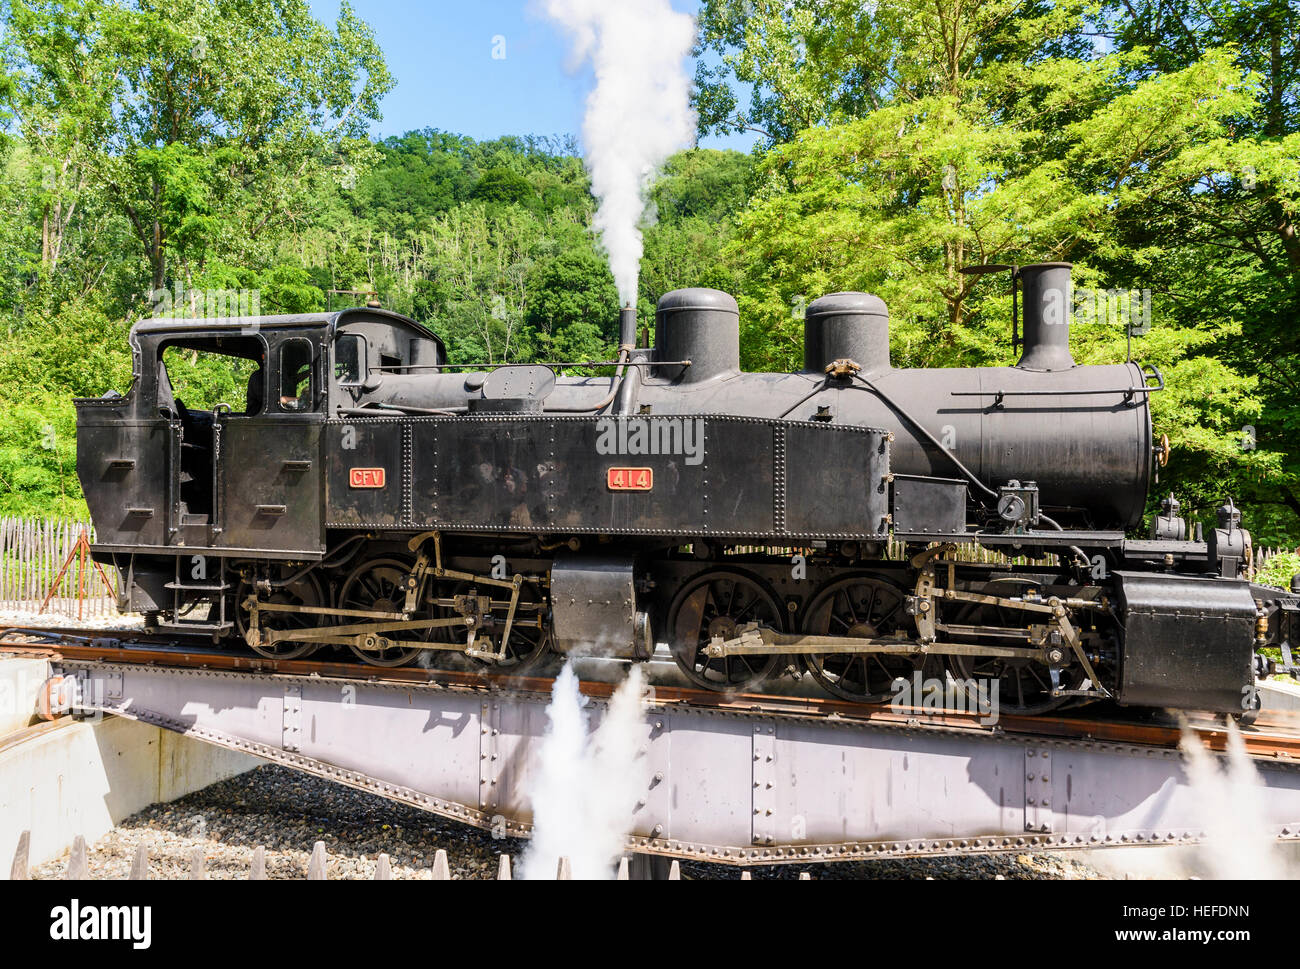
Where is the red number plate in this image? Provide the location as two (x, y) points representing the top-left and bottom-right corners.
(607, 468), (653, 492)
(349, 468), (387, 489)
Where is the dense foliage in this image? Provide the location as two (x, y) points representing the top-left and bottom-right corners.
(696, 0), (1300, 544)
(0, 0), (1295, 550)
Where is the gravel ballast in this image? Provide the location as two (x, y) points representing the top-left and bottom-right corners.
(0, 609), (143, 632)
(30, 764), (1106, 880)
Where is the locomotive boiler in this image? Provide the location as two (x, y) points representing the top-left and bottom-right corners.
(75, 263), (1300, 719)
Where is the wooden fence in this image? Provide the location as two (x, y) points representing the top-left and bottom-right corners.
(0, 518), (118, 617)
(1255, 546), (1298, 569)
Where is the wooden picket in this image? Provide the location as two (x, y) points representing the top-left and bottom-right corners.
(1255, 545), (1300, 587)
(0, 517), (118, 618)
(1256, 546), (1299, 569)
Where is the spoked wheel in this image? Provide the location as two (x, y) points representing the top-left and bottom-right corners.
(945, 577), (1073, 717)
(460, 579), (551, 672)
(802, 575), (929, 703)
(236, 570), (325, 661)
(339, 557), (428, 668)
(668, 570), (785, 692)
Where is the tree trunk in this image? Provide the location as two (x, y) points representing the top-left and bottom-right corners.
(1279, 485), (1300, 522)
(1267, 0), (1286, 138)
(1269, 199), (1300, 271)
(41, 206), (51, 269)
(151, 219), (165, 293)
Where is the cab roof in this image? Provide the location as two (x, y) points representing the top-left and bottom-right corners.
(131, 307), (446, 358)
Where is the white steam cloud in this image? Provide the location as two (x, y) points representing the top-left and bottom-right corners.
(1179, 720), (1283, 879)
(522, 662), (650, 880)
(543, 0), (697, 305)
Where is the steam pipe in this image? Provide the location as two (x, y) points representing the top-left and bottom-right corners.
(614, 351), (644, 415)
(619, 305), (637, 352)
(848, 373), (999, 503)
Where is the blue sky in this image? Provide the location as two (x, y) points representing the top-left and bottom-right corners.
(306, 0), (758, 153)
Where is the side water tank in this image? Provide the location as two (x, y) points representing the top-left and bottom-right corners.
(804, 292), (891, 374)
(655, 288), (740, 383)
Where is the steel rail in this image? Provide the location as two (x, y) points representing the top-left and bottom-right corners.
(3, 626), (1298, 762)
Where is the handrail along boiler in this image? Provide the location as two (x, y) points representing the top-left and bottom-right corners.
(75, 263), (1300, 718)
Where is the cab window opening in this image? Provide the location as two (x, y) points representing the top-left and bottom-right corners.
(159, 338), (264, 417)
(335, 333), (366, 385)
(156, 335), (264, 522)
(279, 338), (315, 412)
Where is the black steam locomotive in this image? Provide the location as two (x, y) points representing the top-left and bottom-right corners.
(75, 263), (1300, 718)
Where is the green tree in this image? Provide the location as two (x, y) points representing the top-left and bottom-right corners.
(0, 300), (133, 516)
(1093, 0), (1300, 534)
(471, 166), (535, 206)
(2, 0), (394, 297)
(649, 148), (753, 222)
(700, 0), (1296, 540)
(355, 129), (477, 236)
(414, 202), (546, 364)
(693, 0), (1090, 144)
(526, 248), (620, 342)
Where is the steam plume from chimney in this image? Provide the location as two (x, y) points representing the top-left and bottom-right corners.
(543, 0), (697, 305)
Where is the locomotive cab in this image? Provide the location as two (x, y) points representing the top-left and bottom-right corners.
(75, 307), (447, 629)
(109, 318), (324, 557)
(76, 315), (337, 629)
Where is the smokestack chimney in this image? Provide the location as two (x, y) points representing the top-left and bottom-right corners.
(1017, 263), (1075, 371)
(619, 305), (637, 351)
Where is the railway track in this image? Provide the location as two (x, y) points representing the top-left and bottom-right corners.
(5, 623), (1299, 762)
